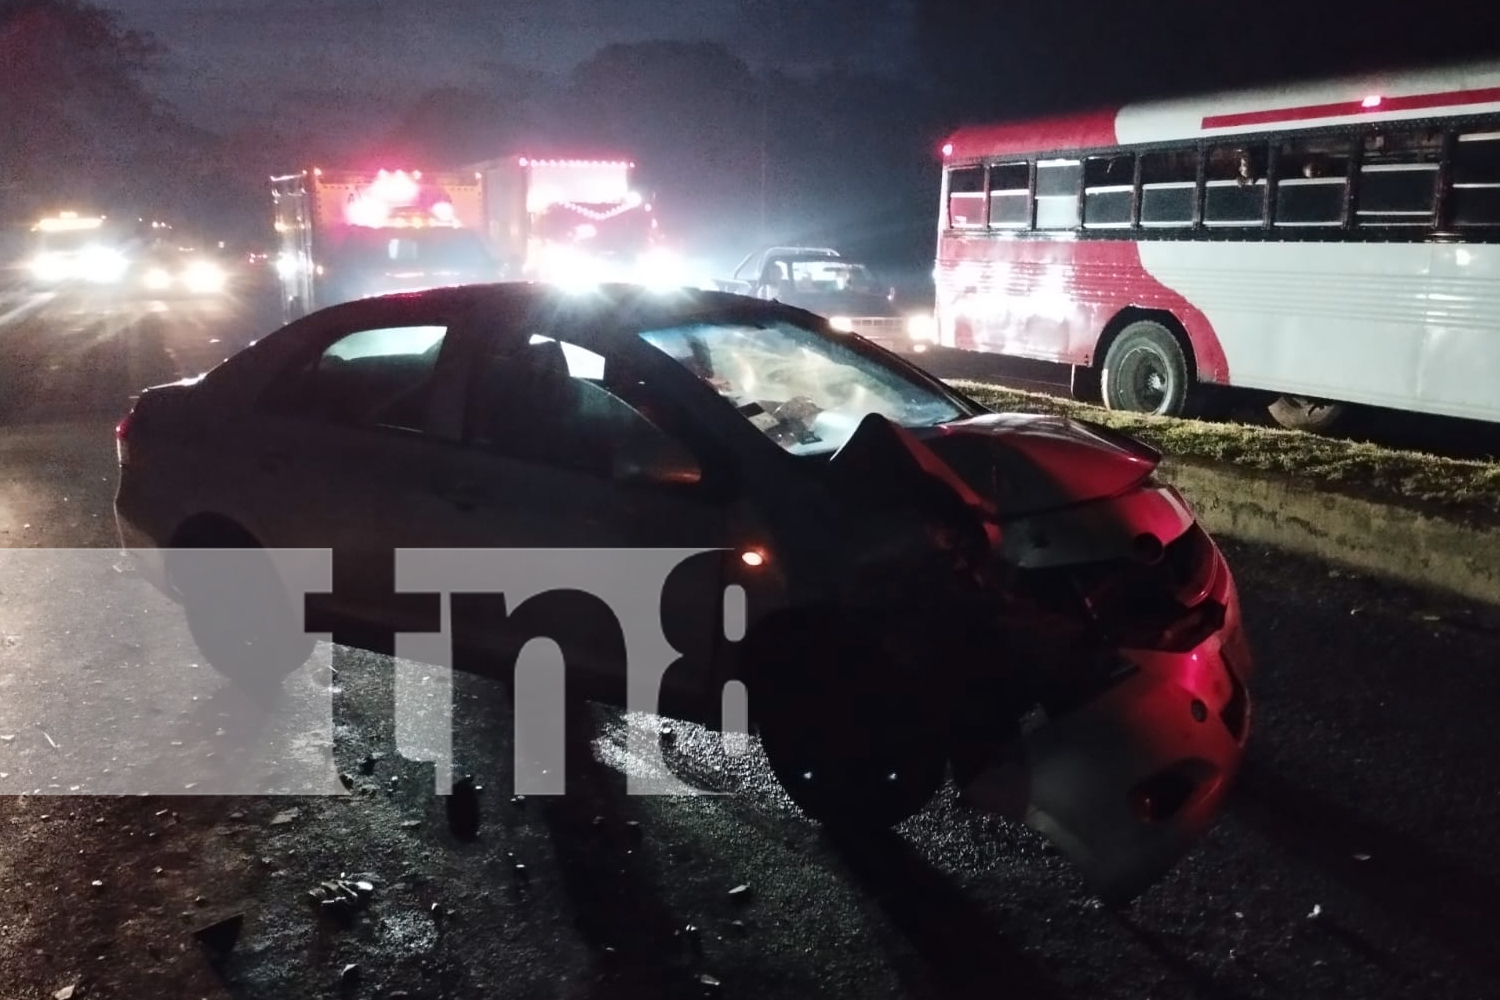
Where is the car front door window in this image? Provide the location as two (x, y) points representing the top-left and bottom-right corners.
(467, 335), (701, 483)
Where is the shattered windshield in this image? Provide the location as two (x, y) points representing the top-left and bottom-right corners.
(786, 258), (880, 294)
(639, 317), (965, 454)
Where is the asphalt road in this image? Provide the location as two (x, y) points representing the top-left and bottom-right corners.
(1, 287), (1498, 1000)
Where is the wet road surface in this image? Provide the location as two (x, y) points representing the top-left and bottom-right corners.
(0, 287), (1498, 999)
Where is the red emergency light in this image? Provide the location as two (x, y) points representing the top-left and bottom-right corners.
(517, 157), (636, 169)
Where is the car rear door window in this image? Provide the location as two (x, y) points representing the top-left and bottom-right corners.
(259, 323), (449, 432)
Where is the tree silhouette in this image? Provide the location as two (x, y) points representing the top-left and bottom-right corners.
(0, 0), (172, 218)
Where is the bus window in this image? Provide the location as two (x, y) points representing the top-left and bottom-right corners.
(1139, 149), (1199, 227)
(987, 162), (1031, 229)
(1275, 137), (1351, 227)
(1204, 144), (1267, 226)
(1357, 130), (1440, 227)
(1083, 154), (1134, 228)
(1035, 159), (1082, 229)
(947, 167), (986, 229)
(1450, 132), (1500, 227)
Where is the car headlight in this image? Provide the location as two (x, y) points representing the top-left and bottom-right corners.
(637, 248), (688, 290)
(30, 254), (70, 282)
(80, 246), (128, 283)
(907, 313), (938, 342)
(183, 261), (227, 293)
(144, 267), (174, 291)
(828, 315), (855, 332)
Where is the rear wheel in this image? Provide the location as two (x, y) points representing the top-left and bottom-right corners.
(1268, 395), (1348, 433)
(1101, 320), (1194, 417)
(168, 523), (315, 692)
(750, 611), (948, 834)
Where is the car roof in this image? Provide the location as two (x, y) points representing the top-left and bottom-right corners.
(325, 281), (819, 333)
(758, 245), (840, 258)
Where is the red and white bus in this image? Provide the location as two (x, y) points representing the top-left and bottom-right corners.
(934, 60), (1500, 430)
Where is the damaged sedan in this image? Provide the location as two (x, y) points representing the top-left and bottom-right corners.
(113, 281), (1252, 903)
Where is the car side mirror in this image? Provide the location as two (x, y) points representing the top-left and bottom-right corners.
(612, 433), (703, 487)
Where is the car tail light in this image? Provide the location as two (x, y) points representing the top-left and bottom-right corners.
(115, 409), (133, 465)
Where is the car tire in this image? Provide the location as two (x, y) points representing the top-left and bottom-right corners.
(1268, 394), (1348, 433)
(1101, 320), (1194, 417)
(168, 527), (315, 693)
(750, 610), (948, 833)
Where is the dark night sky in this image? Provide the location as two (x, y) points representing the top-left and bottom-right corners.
(100, 0), (915, 130)
(99, 0), (1500, 132)
(70, 0), (1500, 257)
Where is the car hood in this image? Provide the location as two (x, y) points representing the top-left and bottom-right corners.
(779, 289), (898, 317)
(915, 412), (1162, 517)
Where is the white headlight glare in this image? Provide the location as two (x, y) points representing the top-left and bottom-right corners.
(80, 246), (128, 283)
(906, 313), (938, 341)
(30, 253), (70, 282)
(184, 261), (227, 293)
(638, 248), (688, 291)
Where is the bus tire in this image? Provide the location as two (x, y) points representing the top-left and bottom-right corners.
(1268, 395), (1348, 433)
(1101, 320), (1193, 417)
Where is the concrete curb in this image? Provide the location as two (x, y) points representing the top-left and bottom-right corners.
(1158, 458), (1500, 608)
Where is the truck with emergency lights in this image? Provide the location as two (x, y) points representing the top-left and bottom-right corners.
(462, 155), (687, 287)
(270, 167), (500, 320)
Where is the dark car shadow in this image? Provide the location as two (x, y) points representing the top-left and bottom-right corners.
(1229, 758), (1500, 979)
(529, 700), (715, 1000)
(827, 826), (1061, 1000)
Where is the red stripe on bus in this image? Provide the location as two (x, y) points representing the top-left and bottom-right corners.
(1202, 86), (1500, 130)
(945, 109), (1119, 160)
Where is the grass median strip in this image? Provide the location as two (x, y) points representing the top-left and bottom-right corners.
(947, 380), (1500, 527)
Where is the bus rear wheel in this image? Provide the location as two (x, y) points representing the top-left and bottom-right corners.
(1268, 395), (1348, 433)
(1101, 320), (1193, 417)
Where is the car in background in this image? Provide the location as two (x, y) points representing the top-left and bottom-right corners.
(136, 242), (235, 299)
(714, 246), (937, 352)
(114, 281), (1253, 904)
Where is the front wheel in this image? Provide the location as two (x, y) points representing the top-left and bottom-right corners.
(1268, 395), (1348, 433)
(750, 612), (948, 833)
(1101, 320), (1194, 417)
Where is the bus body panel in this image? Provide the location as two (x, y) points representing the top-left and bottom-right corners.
(1113, 62), (1500, 148)
(1140, 241), (1499, 422)
(942, 62), (1500, 163)
(937, 235), (1500, 423)
(1138, 241), (1437, 411)
(934, 238), (1231, 382)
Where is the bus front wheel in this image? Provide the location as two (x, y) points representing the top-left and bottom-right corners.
(1268, 395), (1348, 433)
(1101, 320), (1193, 417)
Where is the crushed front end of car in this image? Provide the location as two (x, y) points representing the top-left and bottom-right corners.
(802, 410), (1254, 904)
